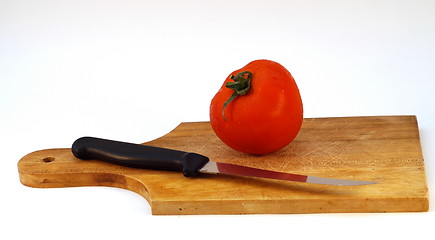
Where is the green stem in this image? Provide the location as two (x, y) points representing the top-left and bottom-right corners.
(221, 71), (253, 121)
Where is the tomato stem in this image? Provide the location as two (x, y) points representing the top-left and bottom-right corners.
(222, 71), (252, 121)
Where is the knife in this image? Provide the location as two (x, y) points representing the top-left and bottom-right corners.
(71, 137), (377, 186)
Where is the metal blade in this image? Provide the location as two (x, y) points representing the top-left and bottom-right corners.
(200, 161), (377, 186)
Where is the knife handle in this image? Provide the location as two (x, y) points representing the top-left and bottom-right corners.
(71, 137), (209, 177)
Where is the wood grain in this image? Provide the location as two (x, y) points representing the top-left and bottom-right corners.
(18, 115), (429, 215)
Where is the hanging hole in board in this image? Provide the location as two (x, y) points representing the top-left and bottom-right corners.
(42, 157), (55, 163)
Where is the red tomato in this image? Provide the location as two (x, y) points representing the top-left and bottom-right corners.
(210, 60), (303, 154)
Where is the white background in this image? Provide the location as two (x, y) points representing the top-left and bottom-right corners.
(1, 0), (434, 239)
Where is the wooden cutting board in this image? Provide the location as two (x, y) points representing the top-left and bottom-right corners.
(18, 115), (429, 215)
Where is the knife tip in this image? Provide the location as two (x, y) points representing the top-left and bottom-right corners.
(306, 176), (378, 186)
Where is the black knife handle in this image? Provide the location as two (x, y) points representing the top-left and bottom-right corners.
(71, 137), (209, 177)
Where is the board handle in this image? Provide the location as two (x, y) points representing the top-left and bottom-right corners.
(71, 137), (209, 177)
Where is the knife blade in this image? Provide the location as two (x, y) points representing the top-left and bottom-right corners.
(71, 137), (376, 186)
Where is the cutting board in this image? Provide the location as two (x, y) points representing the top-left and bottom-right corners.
(18, 115), (429, 215)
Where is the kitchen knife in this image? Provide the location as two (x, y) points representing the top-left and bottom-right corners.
(71, 137), (377, 186)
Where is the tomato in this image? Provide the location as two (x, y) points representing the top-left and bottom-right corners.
(210, 60), (303, 155)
